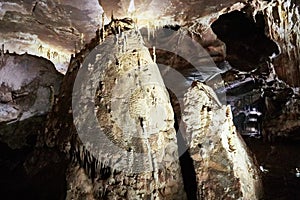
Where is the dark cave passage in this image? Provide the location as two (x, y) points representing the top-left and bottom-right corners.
(212, 10), (300, 200)
(211, 11), (279, 71)
(167, 89), (198, 200)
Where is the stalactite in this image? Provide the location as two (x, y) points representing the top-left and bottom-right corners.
(153, 46), (156, 63)
(251, 0), (300, 86)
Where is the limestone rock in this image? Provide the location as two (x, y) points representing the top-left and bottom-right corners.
(0, 0), (103, 72)
(250, 0), (300, 86)
(0, 53), (64, 199)
(42, 19), (186, 199)
(0, 53), (62, 149)
(182, 81), (263, 199)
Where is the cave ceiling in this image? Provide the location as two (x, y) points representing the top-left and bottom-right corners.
(0, 0), (103, 72)
(0, 0), (246, 72)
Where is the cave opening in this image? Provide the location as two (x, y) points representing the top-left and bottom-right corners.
(211, 11), (279, 71)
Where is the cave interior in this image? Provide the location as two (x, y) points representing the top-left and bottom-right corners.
(0, 0), (300, 199)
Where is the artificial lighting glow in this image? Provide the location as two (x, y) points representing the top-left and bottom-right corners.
(124, 0), (175, 30)
(128, 0), (135, 13)
(1, 33), (72, 74)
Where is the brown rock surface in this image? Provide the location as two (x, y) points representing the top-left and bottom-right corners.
(182, 82), (263, 199)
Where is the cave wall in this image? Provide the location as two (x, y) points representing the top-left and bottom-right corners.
(2, 0), (300, 199)
(251, 0), (300, 86)
(0, 53), (64, 199)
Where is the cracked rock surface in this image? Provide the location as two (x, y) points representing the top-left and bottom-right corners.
(0, 53), (62, 149)
(182, 82), (262, 199)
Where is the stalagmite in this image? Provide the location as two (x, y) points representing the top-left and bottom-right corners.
(40, 19), (186, 199)
(181, 81), (263, 199)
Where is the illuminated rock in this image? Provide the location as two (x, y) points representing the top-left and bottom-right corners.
(37, 20), (186, 199)
(250, 0), (300, 86)
(182, 81), (263, 199)
(0, 53), (62, 149)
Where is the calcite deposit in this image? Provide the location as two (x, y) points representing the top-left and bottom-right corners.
(1, 0), (300, 199)
(182, 82), (262, 199)
(66, 25), (186, 199)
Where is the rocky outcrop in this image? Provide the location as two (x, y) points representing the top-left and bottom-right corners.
(66, 28), (186, 199)
(249, 0), (300, 86)
(182, 82), (263, 199)
(0, 53), (62, 149)
(0, 52), (63, 199)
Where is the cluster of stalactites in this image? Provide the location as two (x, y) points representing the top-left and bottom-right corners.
(250, 0), (300, 86)
(70, 143), (114, 181)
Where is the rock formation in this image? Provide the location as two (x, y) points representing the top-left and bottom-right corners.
(250, 0), (300, 87)
(25, 18), (262, 199)
(1, 0), (300, 199)
(0, 52), (63, 199)
(0, 53), (62, 149)
(66, 24), (186, 199)
(182, 82), (262, 199)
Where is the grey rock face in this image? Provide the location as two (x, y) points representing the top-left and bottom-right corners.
(0, 53), (62, 149)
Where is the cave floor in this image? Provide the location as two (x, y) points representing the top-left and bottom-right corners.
(244, 137), (300, 200)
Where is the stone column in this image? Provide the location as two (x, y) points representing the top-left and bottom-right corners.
(182, 81), (263, 199)
(65, 25), (186, 199)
